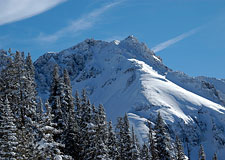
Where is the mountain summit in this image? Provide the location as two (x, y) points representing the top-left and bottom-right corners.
(34, 36), (225, 159)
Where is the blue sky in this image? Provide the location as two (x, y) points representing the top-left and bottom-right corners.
(1, 0), (225, 78)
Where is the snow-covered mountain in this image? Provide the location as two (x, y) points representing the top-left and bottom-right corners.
(6, 35), (225, 159)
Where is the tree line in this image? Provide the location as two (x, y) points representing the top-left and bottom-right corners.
(0, 50), (217, 159)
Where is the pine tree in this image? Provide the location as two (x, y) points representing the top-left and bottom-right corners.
(25, 52), (37, 121)
(212, 153), (218, 160)
(116, 114), (133, 160)
(175, 136), (186, 160)
(74, 90), (81, 125)
(131, 126), (140, 160)
(199, 144), (206, 160)
(97, 104), (108, 144)
(141, 143), (151, 160)
(115, 117), (124, 160)
(49, 65), (61, 107)
(95, 104), (110, 160)
(62, 69), (74, 125)
(49, 65), (66, 142)
(61, 69), (80, 158)
(107, 121), (119, 160)
(63, 113), (79, 159)
(35, 101), (72, 160)
(0, 97), (18, 159)
(74, 90), (83, 158)
(81, 89), (88, 113)
(154, 112), (173, 160)
(123, 113), (133, 160)
(147, 121), (159, 160)
(82, 100), (98, 160)
(63, 90), (79, 159)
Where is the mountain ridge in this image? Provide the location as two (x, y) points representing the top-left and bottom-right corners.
(34, 36), (225, 106)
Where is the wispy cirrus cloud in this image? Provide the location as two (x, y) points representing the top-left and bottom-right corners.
(152, 27), (201, 53)
(0, 0), (66, 26)
(37, 1), (123, 42)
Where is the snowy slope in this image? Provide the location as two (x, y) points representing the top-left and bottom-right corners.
(166, 71), (225, 106)
(33, 36), (225, 159)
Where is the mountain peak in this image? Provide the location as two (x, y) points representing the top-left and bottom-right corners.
(84, 38), (99, 44)
(123, 35), (139, 43)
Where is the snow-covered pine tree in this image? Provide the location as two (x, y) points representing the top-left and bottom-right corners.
(74, 90), (81, 124)
(81, 99), (98, 160)
(0, 96), (18, 159)
(78, 89), (90, 158)
(147, 121), (159, 160)
(141, 143), (150, 160)
(49, 65), (62, 107)
(175, 136), (186, 160)
(81, 89), (88, 112)
(75, 90), (94, 159)
(63, 111), (79, 159)
(61, 69), (80, 158)
(49, 65), (66, 142)
(79, 90), (89, 130)
(74, 90), (83, 158)
(63, 93), (79, 158)
(35, 101), (72, 160)
(62, 69), (74, 125)
(199, 144), (206, 160)
(95, 104), (110, 160)
(108, 120), (119, 159)
(115, 114), (133, 160)
(25, 52), (37, 121)
(115, 117), (124, 160)
(123, 113), (133, 160)
(97, 104), (108, 144)
(154, 112), (173, 160)
(131, 126), (140, 160)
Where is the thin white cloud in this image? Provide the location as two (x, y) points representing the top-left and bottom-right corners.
(152, 27), (200, 53)
(37, 1), (122, 42)
(0, 0), (66, 26)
